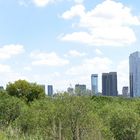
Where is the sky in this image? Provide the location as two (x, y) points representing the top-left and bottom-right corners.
(0, 0), (140, 94)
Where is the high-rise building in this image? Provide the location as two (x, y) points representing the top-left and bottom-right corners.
(122, 86), (129, 97)
(102, 73), (110, 96)
(91, 74), (98, 95)
(67, 87), (74, 94)
(48, 85), (53, 96)
(102, 72), (118, 96)
(0, 86), (4, 91)
(75, 84), (86, 95)
(129, 51), (140, 97)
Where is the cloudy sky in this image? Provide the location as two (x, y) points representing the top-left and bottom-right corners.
(0, 0), (140, 93)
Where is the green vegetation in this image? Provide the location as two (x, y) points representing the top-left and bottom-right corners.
(0, 80), (140, 139)
(6, 80), (45, 103)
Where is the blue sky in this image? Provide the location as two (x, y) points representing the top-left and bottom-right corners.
(0, 0), (140, 93)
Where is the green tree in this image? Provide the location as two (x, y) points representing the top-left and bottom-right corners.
(110, 110), (140, 140)
(0, 91), (24, 128)
(6, 80), (45, 103)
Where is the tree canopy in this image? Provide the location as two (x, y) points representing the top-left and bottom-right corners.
(6, 80), (45, 103)
(0, 82), (140, 139)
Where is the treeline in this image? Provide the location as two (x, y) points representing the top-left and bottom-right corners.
(0, 80), (140, 140)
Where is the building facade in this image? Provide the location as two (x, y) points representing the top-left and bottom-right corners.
(0, 86), (4, 91)
(48, 85), (53, 96)
(102, 73), (109, 96)
(122, 86), (129, 97)
(91, 74), (98, 95)
(75, 84), (86, 95)
(129, 51), (140, 97)
(102, 72), (118, 96)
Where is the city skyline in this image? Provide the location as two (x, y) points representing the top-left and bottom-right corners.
(0, 0), (140, 93)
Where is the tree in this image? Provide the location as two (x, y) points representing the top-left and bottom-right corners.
(0, 91), (25, 127)
(6, 80), (45, 103)
(110, 110), (140, 140)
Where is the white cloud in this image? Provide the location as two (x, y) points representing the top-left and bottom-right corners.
(61, 32), (93, 44)
(66, 57), (112, 76)
(32, 0), (55, 7)
(0, 44), (24, 60)
(74, 0), (84, 4)
(0, 64), (29, 87)
(0, 64), (11, 73)
(1, 72), (29, 88)
(23, 66), (32, 71)
(19, 0), (84, 7)
(18, 0), (55, 7)
(61, 0), (140, 46)
(62, 4), (85, 19)
(32, 0), (84, 7)
(33, 0), (84, 7)
(95, 49), (103, 55)
(30, 51), (69, 66)
(65, 50), (86, 57)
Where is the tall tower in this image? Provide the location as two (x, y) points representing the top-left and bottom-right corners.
(108, 72), (118, 96)
(91, 74), (98, 95)
(102, 72), (118, 96)
(129, 51), (140, 97)
(48, 85), (53, 96)
(102, 73), (110, 96)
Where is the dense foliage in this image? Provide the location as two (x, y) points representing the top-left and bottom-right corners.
(6, 80), (45, 103)
(0, 85), (140, 139)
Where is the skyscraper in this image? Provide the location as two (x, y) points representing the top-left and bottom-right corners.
(91, 74), (98, 95)
(129, 51), (140, 97)
(75, 84), (86, 95)
(48, 85), (53, 96)
(102, 73), (110, 96)
(102, 72), (118, 96)
(122, 86), (129, 97)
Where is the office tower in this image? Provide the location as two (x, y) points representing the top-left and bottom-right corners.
(129, 51), (140, 97)
(48, 85), (53, 96)
(67, 87), (74, 94)
(102, 72), (118, 96)
(109, 72), (118, 96)
(122, 86), (129, 97)
(91, 74), (98, 95)
(75, 84), (86, 95)
(0, 86), (4, 91)
(102, 73), (109, 96)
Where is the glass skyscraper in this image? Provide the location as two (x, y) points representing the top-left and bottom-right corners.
(48, 85), (53, 96)
(102, 73), (110, 96)
(91, 74), (98, 95)
(102, 72), (118, 96)
(129, 51), (140, 97)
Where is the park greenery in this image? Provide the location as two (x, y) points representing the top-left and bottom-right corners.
(0, 80), (140, 140)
